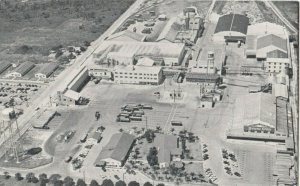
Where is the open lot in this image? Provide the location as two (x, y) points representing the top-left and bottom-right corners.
(273, 1), (299, 29)
(118, 0), (212, 41)
(0, 0), (135, 64)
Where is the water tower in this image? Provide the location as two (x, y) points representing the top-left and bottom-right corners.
(0, 108), (22, 163)
(207, 51), (215, 74)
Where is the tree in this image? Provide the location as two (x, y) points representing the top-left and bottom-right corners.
(39, 173), (47, 181)
(147, 147), (158, 166)
(115, 180), (126, 186)
(76, 178), (86, 186)
(4, 172), (10, 179)
(101, 179), (114, 186)
(63, 176), (74, 186)
(128, 181), (140, 186)
(49, 174), (62, 185)
(143, 182), (153, 186)
(90, 180), (99, 186)
(15, 173), (22, 181)
(25, 172), (35, 183)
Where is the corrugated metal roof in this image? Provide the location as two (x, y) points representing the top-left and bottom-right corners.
(214, 14), (249, 35)
(15, 61), (35, 75)
(95, 133), (135, 163)
(0, 61), (11, 73)
(235, 93), (276, 128)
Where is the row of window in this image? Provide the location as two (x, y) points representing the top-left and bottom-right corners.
(115, 72), (157, 76)
(268, 70), (281, 72)
(115, 76), (157, 80)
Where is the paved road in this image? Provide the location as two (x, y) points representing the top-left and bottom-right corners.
(0, 0), (146, 158)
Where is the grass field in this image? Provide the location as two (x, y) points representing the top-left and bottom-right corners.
(0, 0), (135, 65)
(273, 1), (299, 29)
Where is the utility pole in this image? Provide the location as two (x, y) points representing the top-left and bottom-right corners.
(173, 89), (176, 103)
(145, 116), (148, 131)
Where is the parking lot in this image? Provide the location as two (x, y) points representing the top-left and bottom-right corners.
(0, 81), (45, 108)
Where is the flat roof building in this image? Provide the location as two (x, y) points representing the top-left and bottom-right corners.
(213, 14), (249, 42)
(113, 65), (163, 85)
(9, 61), (35, 77)
(35, 63), (59, 78)
(94, 133), (135, 167)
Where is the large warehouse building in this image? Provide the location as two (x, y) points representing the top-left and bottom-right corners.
(35, 63), (59, 78)
(96, 41), (186, 67)
(245, 33), (290, 75)
(227, 93), (291, 141)
(9, 61), (35, 77)
(213, 13), (249, 43)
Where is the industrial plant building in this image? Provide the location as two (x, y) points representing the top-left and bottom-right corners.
(227, 93), (291, 142)
(113, 65), (163, 85)
(213, 13), (249, 43)
(97, 41), (186, 67)
(156, 6), (204, 44)
(246, 33), (290, 75)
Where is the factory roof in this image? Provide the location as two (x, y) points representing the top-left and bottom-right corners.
(156, 17), (178, 42)
(95, 133), (135, 163)
(14, 61), (35, 75)
(257, 34), (288, 52)
(64, 90), (81, 101)
(114, 65), (162, 74)
(136, 57), (155, 66)
(154, 134), (181, 164)
(108, 30), (146, 42)
(247, 22), (287, 38)
(214, 14), (249, 35)
(234, 93), (276, 128)
(0, 61), (11, 73)
(272, 84), (288, 99)
(186, 73), (220, 81)
(35, 63), (59, 77)
(105, 41), (185, 59)
(276, 96), (289, 135)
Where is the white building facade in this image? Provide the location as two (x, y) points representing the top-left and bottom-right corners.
(113, 65), (163, 85)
